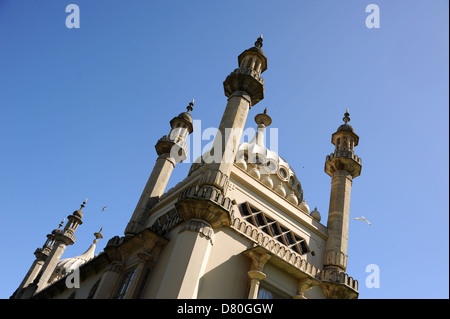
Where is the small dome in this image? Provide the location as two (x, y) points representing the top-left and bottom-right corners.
(310, 207), (321, 221)
(177, 111), (193, 124)
(72, 210), (83, 218)
(299, 200), (310, 214)
(337, 123), (354, 133)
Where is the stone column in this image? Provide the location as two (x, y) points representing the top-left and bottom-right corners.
(92, 262), (125, 299)
(35, 242), (67, 292)
(125, 154), (176, 235)
(324, 170), (352, 271)
(247, 251), (271, 299)
(156, 219), (214, 299)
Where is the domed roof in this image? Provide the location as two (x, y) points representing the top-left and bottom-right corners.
(49, 228), (103, 284)
(235, 109), (305, 208)
(337, 123), (354, 133)
(177, 111), (193, 124)
(310, 207), (321, 221)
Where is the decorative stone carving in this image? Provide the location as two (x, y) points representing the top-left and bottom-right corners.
(175, 184), (232, 229)
(179, 219), (215, 244)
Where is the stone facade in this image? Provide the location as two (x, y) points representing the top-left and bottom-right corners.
(11, 37), (362, 300)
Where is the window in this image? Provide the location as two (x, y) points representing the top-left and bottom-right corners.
(257, 283), (289, 299)
(237, 202), (309, 255)
(113, 267), (137, 299)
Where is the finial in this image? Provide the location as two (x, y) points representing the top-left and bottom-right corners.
(187, 99), (194, 113)
(57, 218), (65, 230)
(343, 109), (350, 124)
(93, 227), (103, 244)
(254, 107), (272, 127)
(254, 35), (263, 49)
(80, 198), (87, 211)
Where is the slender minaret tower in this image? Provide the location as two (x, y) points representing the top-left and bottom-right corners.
(197, 35), (267, 193)
(156, 37), (267, 298)
(323, 110), (362, 273)
(125, 100), (195, 236)
(30, 200), (86, 294)
(11, 219), (63, 299)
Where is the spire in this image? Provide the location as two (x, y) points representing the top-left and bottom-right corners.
(343, 109), (350, 124)
(56, 219), (65, 230)
(93, 227), (103, 244)
(254, 107), (272, 127)
(72, 198), (87, 219)
(187, 99), (194, 112)
(254, 35), (263, 48)
(187, 99), (194, 113)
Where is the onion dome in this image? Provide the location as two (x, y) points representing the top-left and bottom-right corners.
(235, 108), (304, 206)
(310, 207), (321, 221)
(299, 200), (310, 214)
(49, 228), (103, 283)
(170, 99), (194, 134)
(72, 199), (87, 219)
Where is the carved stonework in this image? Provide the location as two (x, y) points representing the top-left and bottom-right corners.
(319, 268), (358, 299)
(294, 278), (317, 299)
(248, 251), (271, 272)
(175, 184), (232, 229)
(150, 209), (183, 235)
(179, 219), (215, 244)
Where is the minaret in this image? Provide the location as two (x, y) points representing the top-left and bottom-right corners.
(125, 100), (195, 236)
(11, 219), (63, 299)
(323, 110), (362, 273)
(31, 199), (86, 294)
(198, 35), (267, 194)
(156, 37), (267, 298)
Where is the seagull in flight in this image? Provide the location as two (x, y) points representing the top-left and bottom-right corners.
(354, 216), (372, 226)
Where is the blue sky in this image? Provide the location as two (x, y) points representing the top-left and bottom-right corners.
(0, 1), (448, 299)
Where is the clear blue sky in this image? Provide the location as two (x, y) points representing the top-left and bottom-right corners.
(0, 0), (448, 299)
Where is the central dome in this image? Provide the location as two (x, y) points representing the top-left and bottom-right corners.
(235, 109), (306, 211)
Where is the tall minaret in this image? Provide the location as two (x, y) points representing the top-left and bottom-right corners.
(11, 219), (63, 299)
(125, 100), (194, 236)
(35, 200), (85, 293)
(197, 35), (267, 194)
(156, 37), (267, 298)
(323, 110), (362, 273)
(18, 200), (86, 298)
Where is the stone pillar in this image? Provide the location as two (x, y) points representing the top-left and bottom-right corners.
(125, 102), (194, 236)
(246, 251), (270, 299)
(324, 170), (352, 271)
(35, 242), (67, 292)
(93, 262), (125, 299)
(125, 154), (176, 235)
(199, 92), (252, 192)
(19, 259), (45, 290)
(156, 220), (214, 299)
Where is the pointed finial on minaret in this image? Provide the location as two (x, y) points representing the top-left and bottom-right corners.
(343, 109), (350, 124)
(255, 106), (272, 127)
(57, 218), (65, 230)
(187, 99), (194, 113)
(93, 227), (103, 244)
(254, 35), (263, 48)
(80, 198), (87, 211)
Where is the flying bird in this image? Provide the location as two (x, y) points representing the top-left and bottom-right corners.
(101, 206), (107, 212)
(354, 216), (372, 226)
